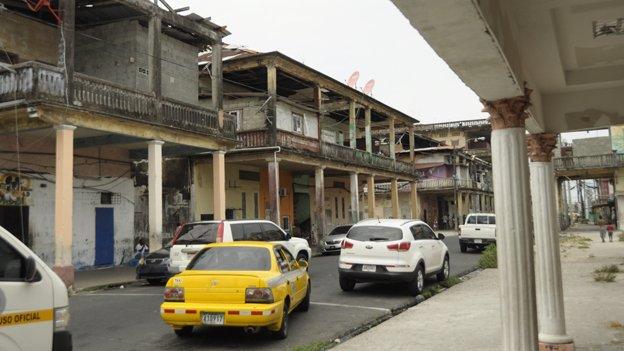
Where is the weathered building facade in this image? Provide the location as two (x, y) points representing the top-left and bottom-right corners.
(0, 0), (233, 286)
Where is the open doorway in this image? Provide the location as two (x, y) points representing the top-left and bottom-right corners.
(0, 206), (29, 245)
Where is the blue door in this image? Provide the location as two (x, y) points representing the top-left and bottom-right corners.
(95, 208), (115, 266)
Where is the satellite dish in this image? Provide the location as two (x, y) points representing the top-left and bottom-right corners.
(362, 79), (375, 95)
(347, 71), (360, 88)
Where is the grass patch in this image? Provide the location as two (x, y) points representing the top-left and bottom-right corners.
(610, 321), (624, 329)
(292, 341), (333, 351)
(619, 233), (624, 242)
(478, 244), (497, 269)
(594, 265), (621, 274)
(593, 272), (617, 282)
(440, 276), (462, 289)
(560, 235), (592, 250)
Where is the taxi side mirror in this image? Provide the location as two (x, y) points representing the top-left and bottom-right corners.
(297, 259), (308, 269)
(24, 256), (38, 283)
(437, 233), (446, 241)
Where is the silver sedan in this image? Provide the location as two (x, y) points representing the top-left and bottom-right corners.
(320, 225), (352, 254)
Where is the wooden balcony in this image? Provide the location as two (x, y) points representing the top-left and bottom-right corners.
(0, 62), (236, 140)
(237, 130), (421, 177)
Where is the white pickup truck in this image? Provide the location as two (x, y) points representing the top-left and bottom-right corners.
(458, 213), (496, 252)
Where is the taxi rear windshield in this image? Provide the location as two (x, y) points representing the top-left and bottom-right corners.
(174, 223), (219, 245)
(347, 226), (403, 242)
(188, 247), (271, 271)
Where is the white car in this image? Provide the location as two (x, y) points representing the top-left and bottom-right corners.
(168, 220), (312, 274)
(338, 219), (450, 296)
(458, 213), (496, 252)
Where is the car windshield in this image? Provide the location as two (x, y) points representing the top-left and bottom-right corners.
(329, 226), (351, 236)
(188, 247), (271, 271)
(347, 226), (403, 242)
(174, 223), (219, 245)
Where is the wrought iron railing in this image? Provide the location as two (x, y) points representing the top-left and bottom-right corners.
(0, 62), (236, 140)
(554, 154), (624, 170)
(416, 177), (492, 192)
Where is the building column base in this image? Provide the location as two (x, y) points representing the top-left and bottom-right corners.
(53, 265), (75, 288)
(538, 341), (574, 351)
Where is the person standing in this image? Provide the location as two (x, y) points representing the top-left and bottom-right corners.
(607, 223), (614, 242)
(599, 224), (607, 243)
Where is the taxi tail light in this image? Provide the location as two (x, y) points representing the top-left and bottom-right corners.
(341, 240), (353, 249)
(164, 287), (185, 302)
(216, 221), (224, 242)
(387, 242), (411, 251)
(245, 287), (274, 304)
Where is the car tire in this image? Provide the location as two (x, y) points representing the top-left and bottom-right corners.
(436, 256), (450, 282)
(174, 326), (193, 337)
(298, 282), (311, 312)
(408, 264), (425, 296)
(460, 244), (467, 253)
(272, 301), (289, 340)
(147, 278), (163, 286)
(339, 276), (355, 292)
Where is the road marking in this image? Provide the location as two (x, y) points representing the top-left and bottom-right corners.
(79, 293), (162, 296)
(311, 301), (391, 313)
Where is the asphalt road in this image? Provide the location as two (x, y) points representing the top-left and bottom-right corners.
(69, 236), (481, 351)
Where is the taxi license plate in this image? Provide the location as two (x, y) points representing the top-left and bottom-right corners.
(362, 265), (376, 272)
(474, 239), (482, 244)
(201, 312), (224, 325)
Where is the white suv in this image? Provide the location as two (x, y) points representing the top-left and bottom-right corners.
(168, 220), (312, 274)
(338, 219), (450, 296)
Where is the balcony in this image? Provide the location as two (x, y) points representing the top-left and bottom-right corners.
(417, 177), (493, 192)
(237, 130), (421, 177)
(0, 62), (236, 140)
(554, 154), (624, 171)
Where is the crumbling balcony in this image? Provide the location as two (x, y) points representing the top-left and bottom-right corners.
(0, 62), (236, 141)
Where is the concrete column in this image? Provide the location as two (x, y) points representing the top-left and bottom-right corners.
(482, 89), (538, 351)
(147, 15), (162, 97)
(389, 117), (396, 159)
(527, 134), (574, 350)
(314, 167), (326, 243)
(367, 175), (375, 218)
(617, 195), (624, 231)
(409, 125), (415, 162)
(54, 124), (76, 288)
(365, 108), (372, 153)
(350, 172), (359, 222)
(267, 158), (280, 225)
(349, 100), (357, 149)
(410, 181), (419, 219)
(266, 64), (278, 145)
(58, 0), (75, 102)
(148, 140), (164, 251)
(391, 178), (400, 218)
(211, 42), (223, 111)
(212, 150), (226, 221)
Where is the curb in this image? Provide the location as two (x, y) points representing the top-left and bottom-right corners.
(72, 280), (139, 295)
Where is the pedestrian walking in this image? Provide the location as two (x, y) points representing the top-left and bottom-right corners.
(443, 214), (449, 229)
(607, 223), (614, 242)
(599, 225), (607, 243)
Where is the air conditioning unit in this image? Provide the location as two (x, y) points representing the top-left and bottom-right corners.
(279, 188), (288, 197)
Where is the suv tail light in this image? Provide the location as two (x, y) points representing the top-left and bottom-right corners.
(387, 242), (411, 251)
(216, 221), (224, 242)
(341, 240), (353, 249)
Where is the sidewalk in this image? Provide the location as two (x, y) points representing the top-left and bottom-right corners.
(335, 225), (624, 351)
(74, 265), (137, 291)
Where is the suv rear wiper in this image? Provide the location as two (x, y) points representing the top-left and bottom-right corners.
(368, 237), (390, 241)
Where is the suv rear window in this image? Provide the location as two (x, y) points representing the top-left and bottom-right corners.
(347, 226), (403, 242)
(174, 223), (219, 245)
(477, 216), (488, 224)
(188, 247), (271, 271)
(329, 225), (351, 236)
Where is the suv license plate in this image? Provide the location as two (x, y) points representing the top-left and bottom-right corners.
(474, 239), (482, 244)
(362, 265), (376, 272)
(201, 312), (224, 325)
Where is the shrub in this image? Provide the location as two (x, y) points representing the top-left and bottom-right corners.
(478, 244), (497, 269)
(593, 272), (616, 282)
(440, 276), (462, 288)
(594, 265), (621, 274)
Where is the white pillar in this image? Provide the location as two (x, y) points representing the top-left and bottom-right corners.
(367, 174), (375, 218)
(410, 181), (419, 219)
(527, 134), (574, 349)
(148, 140), (164, 251)
(391, 178), (400, 218)
(483, 90), (538, 351)
(267, 158), (280, 225)
(213, 150), (226, 221)
(314, 167), (326, 243)
(350, 172), (359, 222)
(54, 124), (76, 288)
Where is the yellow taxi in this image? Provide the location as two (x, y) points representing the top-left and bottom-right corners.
(160, 241), (310, 339)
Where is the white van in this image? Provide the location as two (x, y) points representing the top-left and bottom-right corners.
(0, 226), (72, 351)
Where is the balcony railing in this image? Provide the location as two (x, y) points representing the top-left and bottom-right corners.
(417, 177), (492, 192)
(413, 119), (490, 132)
(0, 62), (236, 140)
(554, 154), (624, 171)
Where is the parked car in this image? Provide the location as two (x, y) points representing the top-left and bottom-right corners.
(320, 225), (352, 254)
(160, 241), (310, 339)
(136, 246), (172, 285)
(168, 220), (312, 274)
(338, 219), (449, 296)
(458, 213), (496, 252)
(0, 226), (72, 351)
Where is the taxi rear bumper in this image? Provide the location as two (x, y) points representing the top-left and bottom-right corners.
(160, 301), (283, 327)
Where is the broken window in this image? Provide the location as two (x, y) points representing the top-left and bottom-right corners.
(292, 113), (304, 134)
(228, 110), (243, 131)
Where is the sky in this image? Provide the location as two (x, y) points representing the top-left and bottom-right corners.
(168, 0), (488, 124)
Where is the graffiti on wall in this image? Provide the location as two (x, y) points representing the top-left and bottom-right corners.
(0, 173), (32, 206)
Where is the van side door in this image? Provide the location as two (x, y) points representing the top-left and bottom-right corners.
(0, 236), (54, 351)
